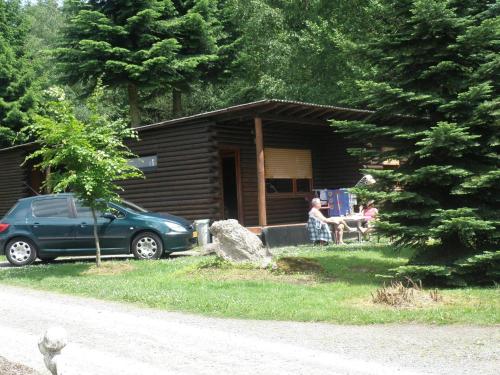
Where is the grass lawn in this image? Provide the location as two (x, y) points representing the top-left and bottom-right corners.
(0, 244), (497, 325)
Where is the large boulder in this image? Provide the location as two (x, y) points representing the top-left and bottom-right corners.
(207, 219), (272, 267)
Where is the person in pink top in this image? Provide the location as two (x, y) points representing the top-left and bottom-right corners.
(363, 200), (379, 221)
(358, 200), (379, 235)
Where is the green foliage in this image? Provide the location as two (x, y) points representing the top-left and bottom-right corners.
(25, 85), (142, 208)
(57, 0), (224, 124)
(24, 0), (65, 87)
(331, 0), (499, 269)
(453, 251), (500, 286)
(178, 0), (382, 117)
(0, 0), (38, 146)
(24, 84), (143, 265)
(388, 251), (500, 287)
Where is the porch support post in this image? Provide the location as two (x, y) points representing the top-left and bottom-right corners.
(254, 117), (267, 226)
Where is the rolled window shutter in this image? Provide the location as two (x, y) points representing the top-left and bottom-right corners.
(265, 148), (312, 179)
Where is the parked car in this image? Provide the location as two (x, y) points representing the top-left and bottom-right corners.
(0, 194), (197, 266)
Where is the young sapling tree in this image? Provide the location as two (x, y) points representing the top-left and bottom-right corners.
(25, 86), (143, 266)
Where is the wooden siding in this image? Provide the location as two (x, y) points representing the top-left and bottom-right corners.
(120, 121), (220, 222)
(214, 120), (360, 226)
(0, 149), (29, 216)
(0, 115), (361, 225)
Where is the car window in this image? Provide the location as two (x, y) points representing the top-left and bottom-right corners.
(107, 206), (125, 219)
(32, 198), (70, 218)
(75, 200), (124, 219)
(119, 200), (148, 213)
(74, 200), (96, 217)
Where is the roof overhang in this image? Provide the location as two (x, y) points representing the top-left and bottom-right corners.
(0, 99), (378, 153)
(136, 99), (376, 132)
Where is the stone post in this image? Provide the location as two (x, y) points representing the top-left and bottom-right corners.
(38, 327), (68, 375)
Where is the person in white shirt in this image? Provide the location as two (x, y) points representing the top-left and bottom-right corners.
(308, 198), (355, 245)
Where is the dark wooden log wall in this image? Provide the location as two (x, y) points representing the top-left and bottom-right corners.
(214, 120), (360, 226)
(0, 149), (29, 217)
(0, 118), (360, 225)
(120, 121), (220, 222)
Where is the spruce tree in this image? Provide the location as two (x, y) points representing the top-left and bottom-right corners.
(0, 0), (37, 146)
(57, 0), (221, 125)
(332, 0), (499, 264)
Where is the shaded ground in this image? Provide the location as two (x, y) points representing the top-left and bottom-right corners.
(0, 356), (39, 375)
(0, 285), (498, 375)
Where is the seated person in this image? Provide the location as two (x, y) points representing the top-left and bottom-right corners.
(358, 200), (379, 236)
(307, 198), (355, 245)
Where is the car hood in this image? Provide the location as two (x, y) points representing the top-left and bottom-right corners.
(138, 212), (192, 228)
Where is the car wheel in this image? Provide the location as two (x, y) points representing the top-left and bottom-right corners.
(39, 256), (57, 263)
(131, 232), (163, 260)
(5, 238), (38, 266)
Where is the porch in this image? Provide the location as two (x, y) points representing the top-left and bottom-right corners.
(213, 100), (371, 228)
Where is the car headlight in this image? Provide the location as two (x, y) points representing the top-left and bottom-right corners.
(165, 221), (188, 233)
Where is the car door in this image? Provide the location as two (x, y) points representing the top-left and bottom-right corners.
(72, 200), (130, 254)
(28, 197), (80, 254)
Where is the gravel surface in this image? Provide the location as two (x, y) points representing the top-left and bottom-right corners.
(0, 285), (498, 375)
(0, 356), (40, 375)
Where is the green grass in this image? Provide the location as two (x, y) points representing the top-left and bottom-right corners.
(0, 244), (498, 325)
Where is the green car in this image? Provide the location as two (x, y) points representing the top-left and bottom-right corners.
(0, 194), (197, 266)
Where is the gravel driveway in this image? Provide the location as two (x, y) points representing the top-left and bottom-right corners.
(0, 285), (497, 375)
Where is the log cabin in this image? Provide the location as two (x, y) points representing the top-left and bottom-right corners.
(0, 100), (378, 239)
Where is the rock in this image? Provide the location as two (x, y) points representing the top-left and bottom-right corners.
(38, 327), (67, 375)
(199, 241), (218, 256)
(208, 219), (272, 267)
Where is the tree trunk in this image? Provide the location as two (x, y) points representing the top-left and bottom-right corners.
(45, 166), (52, 194)
(127, 83), (141, 127)
(91, 207), (102, 267)
(172, 88), (182, 117)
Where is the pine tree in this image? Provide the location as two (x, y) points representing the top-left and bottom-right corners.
(0, 0), (37, 146)
(331, 0), (499, 265)
(57, 0), (221, 125)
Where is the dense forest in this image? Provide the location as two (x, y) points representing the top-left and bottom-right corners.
(0, 0), (380, 136)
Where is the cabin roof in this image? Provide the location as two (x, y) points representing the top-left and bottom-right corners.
(0, 99), (376, 153)
(137, 99), (375, 132)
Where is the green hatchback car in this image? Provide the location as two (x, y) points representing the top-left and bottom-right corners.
(0, 194), (197, 266)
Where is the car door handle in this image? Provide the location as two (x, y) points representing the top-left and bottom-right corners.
(33, 222), (40, 228)
(80, 222), (87, 227)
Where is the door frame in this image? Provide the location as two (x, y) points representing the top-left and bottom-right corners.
(219, 146), (244, 225)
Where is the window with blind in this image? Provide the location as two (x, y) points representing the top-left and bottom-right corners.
(265, 148), (313, 194)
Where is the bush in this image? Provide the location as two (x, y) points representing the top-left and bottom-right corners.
(387, 251), (500, 287)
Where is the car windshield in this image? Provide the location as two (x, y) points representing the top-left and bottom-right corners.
(118, 200), (148, 213)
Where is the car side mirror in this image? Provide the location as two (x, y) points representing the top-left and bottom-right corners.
(101, 212), (117, 220)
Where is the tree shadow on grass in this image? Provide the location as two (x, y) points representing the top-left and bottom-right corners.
(311, 254), (406, 285)
(281, 244), (411, 286)
(0, 256), (134, 281)
(0, 262), (90, 281)
(0, 251), (195, 282)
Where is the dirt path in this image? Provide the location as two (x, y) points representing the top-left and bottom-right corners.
(0, 286), (497, 375)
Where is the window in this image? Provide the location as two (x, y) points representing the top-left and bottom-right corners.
(296, 179), (312, 192)
(266, 179), (293, 193)
(128, 155), (158, 171)
(118, 200), (148, 213)
(264, 148), (313, 194)
(32, 198), (70, 218)
(74, 200), (94, 217)
(74, 201), (125, 219)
